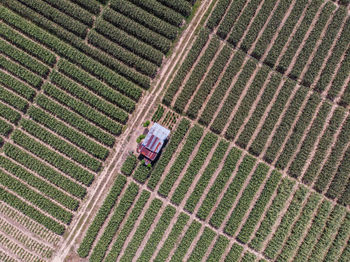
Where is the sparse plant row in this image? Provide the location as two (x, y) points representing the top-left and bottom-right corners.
(335, 54), (350, 106)
(121, 155), (138, 176)
(0, 245), (21, 262)
(224, 163), (270, 235)
(69, 0), (100, 14)
(90, 183), (139, 262)
(171, 132), (217, 205)
(184, 140), (229, 213)
(147, 118), (190, 190)
(186, 44), (232, 119)
(288, 102), (331, 178)
(237, 170), (281, 244)
(0, 155), (79, 211)
(77, 175), (127, 258)
(0, 101), (22, 124)
(196, 147), (242, 221)
(249, 79), (294, 157)
(210, 59), (257, 135)
(156, 0), (192, 17)
(207, 235), (229, 262)
(225, 65), (269, 141)
(208, 154), (256, 228)
(0, 71), (36, 101)
(188, 227), (216, 262)
(3, 143), (87, 199)
(249, 178), (295, 251)
(0, 120), (12, 137)
(158, 125), (203, 197)
(225, 243), (244, 261)
(163, 28), (210, 106)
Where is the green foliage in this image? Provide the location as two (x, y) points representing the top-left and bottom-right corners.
(0, 119), (12, 137)
(0, 85), (29, 114)
(136, 134), (146, 143)
(188, 227), (216, 262)
(207, 235), (229, 262)
(152, 105), (164, 122)
(143, 120), (150, 127)
(0, 71), (36, 101)
(121, 155), (137, 176)
(0, 101), (22, 124)
(133, 162), (152, 183)
(224, 243), (243, 261)
(69, 0), (100, 14)
(206, 0), (231, 30)
(156, 0), (192, 17)
(335, 55), (350, 106)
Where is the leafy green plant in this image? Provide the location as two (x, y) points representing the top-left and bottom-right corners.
(121, 155), (137, 176)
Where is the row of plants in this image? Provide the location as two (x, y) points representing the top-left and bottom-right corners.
(173, 36), (220, 114)
(0, 155), (79, 211)
(249, 79), (294, 156)
(0, 187), (65, 235)
(158, 125), (203, 197)
(136, 206), (176, 262)
(28, 106), (109, 161)
(225, 243), (244, 261)
(241, 251), (257, 262)
(171, 132), (217, 205)
(90, 183), (139, 262)
(121, 155), (137, 176)
(35, 95), (116, 147)
(0, 39), (49, 77)
(156, 0), (192, 17)
(133, 161), (152, 184)
(224, 163), (269, 235)
(186, 44), (232, 119)
(0, 102), (22, 124)
(188, 227), (216, 262)
(0, 71), (36, 101)
(0, 119), (12, 137)
(225, 66), (270, 140)
(3, 143), (87, 199)
(0, 85), (28, 116)
(104, 190), (151, 262)
(288, 102), (331, 178)
(152, 105), (165, 122)
(147, 118), (190, 190)
(0, 170), (73, 224)
(277, 193), (321, 262)
(57, 59), (135, 113)
(209, 155), (256, 228)
(184, 140), (229, 213)
(20, 119), (102, 172)
(237, 170), (281, 244)
(210, 59), (257, 135)
(196, 147), (242, 221)
(207, 235), (229, 262)
(338, 180), (350, 206)
(70, 0), (100, 14)
(163, 28), (210, 106)
(206, 0), (230, 30)
(77, 175), (127, 258)
(249, 178), (295, 251)
(110, 0), (179, 41)
(334, 54), (350, 106)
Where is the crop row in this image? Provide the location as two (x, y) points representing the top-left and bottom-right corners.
(196, 147), (242, 221)
(188, 227), (216, 262)
(121, 155), (137, 176)
(0, 101), (22, 124)
(186, 44), (232, 119)
(206, 0), (230, 30)
(249, 178), (295, 251)
(249, 79), (294, 156)
(0, 119), (12, 137)
(210, 59), (257, 135)
(133, 162), (152, 184)
(77, 175), (126, 258)
(136, 206), (176, 262)
(0, 71), (36, 101)
(0, 169), (72, 224)
(225, 243), (244, 261)
(156, 0), (192, 17)
(335, 54), (350, 106)
(158, 125), (203, 197)
(90, 183), (139, 262)
(147, 118), (190, 190)
(338, 180), (350, 206)
(69, 0), (100, 14)
(171, 132), (217, 205)
(225, 65), (269, 141)
(224, 163), (269, 235)
(3, 143), (87, 199)
(242, 251), (257, 262)
(288, 102), (331, 178)
(207, 235), (229, 262)
(209, 155), (256, 228)
(0, 155), (79, 211)
(163, 28), (210, 106)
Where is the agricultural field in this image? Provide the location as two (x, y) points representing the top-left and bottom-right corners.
(0, 0), (349, 261)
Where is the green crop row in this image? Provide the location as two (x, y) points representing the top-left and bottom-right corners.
(339, 244), (350, 262)
(0, 101), (22, 124)
(20, 119), (102, 172)
(288, 102), (331, 178)
(224, 243), (244, 261)
(171, 132), (217, 205)
(249, 178), (295, 251)
(121, 155), (137, 176)
(0, 155), (79, 211)
(184, 140), (229, 213)
(163, 28), (210, 106)
(338, 180), (350, 206)
(188, 227), (216, 262)
(0, 86), (28, 114)
(0, 119), (12, 137)
(0, 170), (72, 224)
(133, 162), (152, 184)
(77, 175), (126, 258)
(3, 143), (87, 199)
(0, 39), (49, 77)
(186, 44), (232, 119)
(0, 187), (65, 235)
(0, 71), (36, 101)
(90, 183), (139, 262)
(225, 65), (269, 141)
(209, 154), (256, 228)
(148, 118), (190, 190)
(249, 79), (294, 156)
(35, 95), (116, 147)
(274, 93), (320, 169)
(335, 55), (350, 106)
(302, 107), (345, 185)
(158, 125), (203, 197)
(0, 23), (56, 66)
(156, 0), (191, 17)
(241, 251), (257, 262)
(57, 59), (135, 113)
(69, 0), (100, 14)
(237, 170), (281, 244)
(206, 0), (231, 30)
(28, 106), (109, 161)
(210, 59), (257, 135)
(224, 163), (269, 235)
(152, 105), (164, 122)
(196, 147), (242, 221)
(137, 206), (176, 262)
(207, 235), (229, 262)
